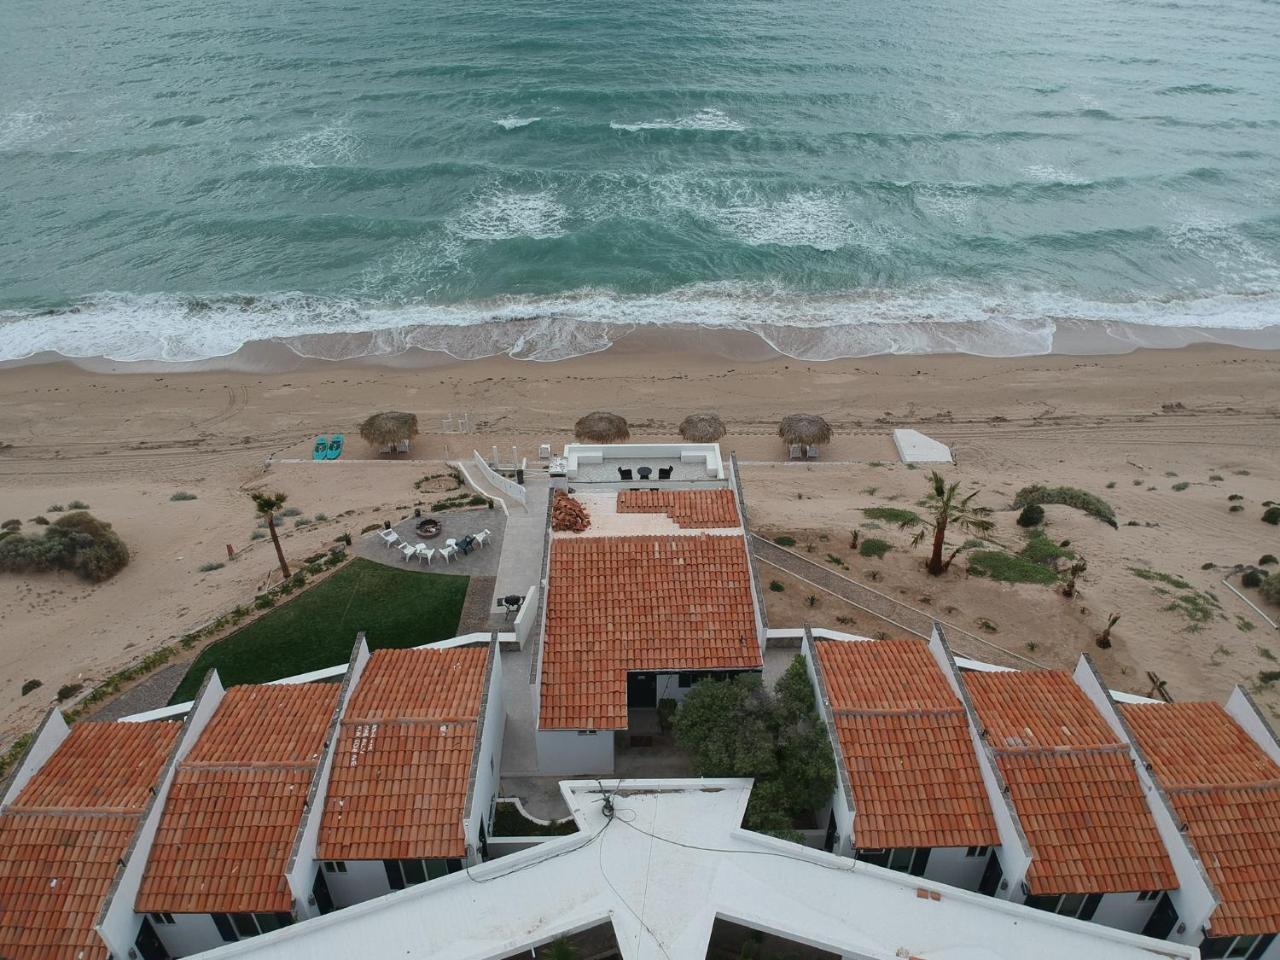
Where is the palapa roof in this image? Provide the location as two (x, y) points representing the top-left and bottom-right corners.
(1121, 700), (1280, 937)
(678, 412), (726, 442)
(317, 646), (490, 862)
(574, 411), (630, 443)
(966, 671), (1177, 895)
(136, 684), (339, 915)
(777, 413), (832, 445)
(0, 720), (180, 960)
(359, 410), (419, 446)
(540, 534), (761, 730)
(813, 638), (999, 850)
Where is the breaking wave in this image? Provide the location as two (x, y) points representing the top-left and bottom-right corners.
(610, 108), (745, 132)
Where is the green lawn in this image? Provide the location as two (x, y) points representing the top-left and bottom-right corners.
(170, 558), (470, 703)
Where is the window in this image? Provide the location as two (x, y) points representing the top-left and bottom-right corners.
(323, 861), (347, 873)
(149, 912), (175, 925)
(385, 859), (451, 890)
(218, 912), (294, 940)
(965, 846), (991, 858)
(1202, 935), (1274, 960)
(854, 847), (929, 876)
(1136, 889), (1161, 902)
(212, 914), (238, 943)
(1025, 893), (1102, 921)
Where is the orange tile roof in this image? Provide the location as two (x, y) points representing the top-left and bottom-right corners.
(966, 671), (1176, 895)
(136, 684), (339, 915)
(1122, 701), (1280, 936)
(814, 639), (999, 850)
(540, 535), (761, 730)
(0, 721), (180, 960)
(616, 490), (740, 528)
(316, 647), (489, 861)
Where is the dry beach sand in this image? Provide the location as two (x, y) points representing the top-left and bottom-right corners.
(1, 333), (1278, 746)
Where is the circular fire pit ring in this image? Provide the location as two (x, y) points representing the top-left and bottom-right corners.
(416, 518), (442, 539)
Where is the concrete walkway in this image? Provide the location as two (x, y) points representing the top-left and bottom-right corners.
(487, 472), (550, 629)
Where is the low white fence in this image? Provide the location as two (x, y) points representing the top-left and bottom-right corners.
(472, 450), (527, 506)
(512, 584), (540, 649)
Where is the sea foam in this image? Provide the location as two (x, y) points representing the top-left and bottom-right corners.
(610, 108), (745, 132)
(494, 116), (542, 130)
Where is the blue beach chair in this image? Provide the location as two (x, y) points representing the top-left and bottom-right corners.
(312, 436), (328, 461)
(326, 434), (345, 460)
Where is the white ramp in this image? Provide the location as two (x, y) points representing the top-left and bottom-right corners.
(893, 428), (953, 464)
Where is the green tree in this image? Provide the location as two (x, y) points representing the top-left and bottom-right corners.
(899, 471), (995, 576)
(250, 491), (291, 580)
(674, 674), (776, 778)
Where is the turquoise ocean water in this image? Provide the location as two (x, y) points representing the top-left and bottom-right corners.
(2, 0), (1280, 362)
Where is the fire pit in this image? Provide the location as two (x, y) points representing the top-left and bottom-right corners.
(416, 517), (442, 539)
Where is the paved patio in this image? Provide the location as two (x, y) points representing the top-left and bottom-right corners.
(355, 508), (504, 579)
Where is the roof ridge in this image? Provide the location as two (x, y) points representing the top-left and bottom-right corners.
(991, 741), (1128, 756)
(832, 705), (967, 719)
(181, 759), (319, 772)
(1167, 779), (1280, 796)
(2, 805), (141, 819)
(341, 716), (479, 727)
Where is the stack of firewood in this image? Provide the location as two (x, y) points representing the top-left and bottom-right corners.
(551, 490), (591, 532)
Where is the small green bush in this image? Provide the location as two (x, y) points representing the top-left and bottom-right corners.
(769, 580), (784, 592)
(0, 512), (129, 582)
(774, 536), (796, 547)
(1, 519), (20, 531)
(314, 512), (328, 522)
(47, 504), (65, 513)
(1263, 507), (1280, 525)
(68, 500), (89, 510)
(250, 529), (266, 540)
(170, 491), (198, 501)
(1260, 555), (1278, 566)
(1242, 570), (1263, 588)
(335, 532), (353, 546)
(1262, 574), (1280, 605)
(1013, 485), (1116, 527)
(859, 538), (891, 559)
(32, 515), (49, 525)
(862, 507), (920, 525)
(56, 682), (83, 702)
(968, 551), (1058, 585)
(1228, 494), (1244, 501)
(1230, 505), (1244, 512)
(1020, 530), (1074, 565)
(21, 679), (41, 696)
(1171, 482), (1190, 492)
(1105, 481), (1116, 489)
(294, 517), (310, 527)
(1210, 474), (1224, 482)
(198, 561), (225, 573)
(360, 523), (382, 535)
(254, 594), (275, 610)
(1016, 504), (1045, 527)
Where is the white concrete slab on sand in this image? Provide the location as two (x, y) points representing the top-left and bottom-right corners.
(892, 428), (953, 464)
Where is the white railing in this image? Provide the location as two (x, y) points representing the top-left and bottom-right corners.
(472, 450), (527, 506)
(512, 584), (539, 649)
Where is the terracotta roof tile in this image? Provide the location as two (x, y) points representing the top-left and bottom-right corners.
(0, 721), (180, 960)
(316, 647), (489, 861)
(1122, 701), (1280, 936)
(616, 490), (740, 528)
(966, 671), (1176, 895)
(540, 534), (761, 730)
(136, 684), (339, 915)
(814, 639), (999, 849)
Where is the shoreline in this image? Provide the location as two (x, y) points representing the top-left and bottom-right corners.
(2, 316), (1280, 375)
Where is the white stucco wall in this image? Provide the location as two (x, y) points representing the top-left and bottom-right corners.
(1, 709), (70, 808)
(1073, 656), (1218, 942)
(1091, 892), (1160, 934)
(924, 847), (990, 891)
(800, 632), (855, 857)
(536, 728), (615, 776)
(323, 859), (390, 909)
(1226, 686), (1280, 765)
(155, 911), (228, 957)
(97, 671), (227, 959)
(927, 626), (1030, 900)
(467, 645), (506, 861)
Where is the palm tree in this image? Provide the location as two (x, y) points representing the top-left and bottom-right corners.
(250, 491), (291, 580)
(899, 471), (995, 576)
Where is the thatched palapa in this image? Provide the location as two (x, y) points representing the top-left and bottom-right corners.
(777, 413), (832, 446)
(359, 411), (420, 447)
(678, 412), (726, 443)
(574, 411), (630, 444)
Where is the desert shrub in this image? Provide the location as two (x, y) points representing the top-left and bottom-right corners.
(360, 522), (382, 535)
(1020, 530), (1074, 566)
(32, 515), (49, 525)
(1013, 485), (1116, 527)
(254, 593), (275, 610)
(56, 682), (83, 701)
(1259, 574), (1280, 606)
(1261, 555), (1278, 566)
(1228, 494), (1244, 501)
(1230, 505), (1244, 513)
(1263, 507), (1280, 526)
(314, 512), (328, 522)
(1210, 474), (1224, 481)
(306, 562), (324, 576)
(862, 507), (920, 525)
(170, 491), (197, 501)
(1106, 480), (1116, 489)
(1171, 482), (1190, 492)
(47, 504), (65, 512)
(0, 512), (128, 582)
(468, 494), (490, 506)
(335, 532), (353, 546)
(68, 500), (89, 510)
(2, 519), (21, 531)
(198, 561), (225, 573)
(21, 679), (41, 696)
(1242, 570), (1264, 589)
(294, 517), (310, 527)
(773, 535), (796, 547)
(249, 529), (266, 540)
(968, 550), (1058, 585)
(769, 580), (784, 592)
(281, 507), (302, 517)
(1017, 504), (1045, 527)
(859, 538), (891, 559)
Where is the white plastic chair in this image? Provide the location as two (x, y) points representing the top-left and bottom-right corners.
(399, 543), (416, 562)
(439, 545), (457, 564)
(414, 544), (434, 566)
(474, 531), (489, 549)
(378, 529), (399, 547)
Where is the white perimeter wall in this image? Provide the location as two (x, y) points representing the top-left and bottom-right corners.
(1, 709), (69, 808)
(925, 847), (989, 891)
(1072, 656), (1217, 942)
(324, 859), (390, 909)
(158, 912), (229, 957)
(536, 729), (614, 776)
(1226, 687), (1280, 765)
(801, 633), (854, 857)
(467, 646), (506, 860)
(98, 672), (227, 960)
(1092, 893), (1161, 934)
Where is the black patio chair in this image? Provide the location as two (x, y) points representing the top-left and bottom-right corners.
(658, 467), (673, 480)
(618, 467), (633, 480)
